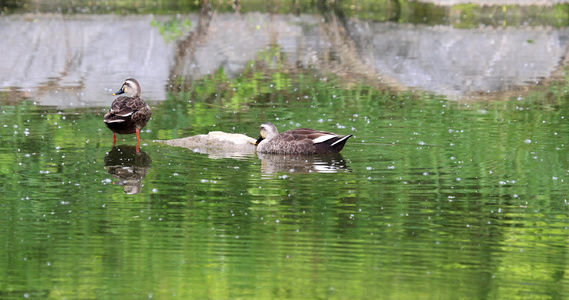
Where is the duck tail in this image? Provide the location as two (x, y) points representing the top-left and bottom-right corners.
(330, 134), (353, 147)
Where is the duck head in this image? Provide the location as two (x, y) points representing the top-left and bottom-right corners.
(113, 78), (141, 97)
(255, 122), (278, 145)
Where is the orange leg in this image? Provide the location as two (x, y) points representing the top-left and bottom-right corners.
(112, 132), (116, 146)
(136, 129), (140, 153)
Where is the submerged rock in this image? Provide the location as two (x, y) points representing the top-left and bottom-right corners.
(156, 131), (257, 158)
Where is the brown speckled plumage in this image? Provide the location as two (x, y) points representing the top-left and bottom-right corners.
(104, 78), (152, 139)
(255, 122), (352, 155)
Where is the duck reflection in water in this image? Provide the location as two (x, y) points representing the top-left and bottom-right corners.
(104, 145), (152, 194)
(258, 152), (350, 174)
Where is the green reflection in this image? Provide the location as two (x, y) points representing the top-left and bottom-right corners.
(2, 36), (569, 300)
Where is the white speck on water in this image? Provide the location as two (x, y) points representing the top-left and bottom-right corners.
(524, 139), (532, 144)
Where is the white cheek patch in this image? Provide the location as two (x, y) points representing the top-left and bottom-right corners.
(104, 119), (126, 123)
(124, 80), (135, 89)
(312, 135), (335, 144)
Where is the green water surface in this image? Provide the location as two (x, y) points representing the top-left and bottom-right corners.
(2, 1), (569, 299)
(2, 68), (569, 299)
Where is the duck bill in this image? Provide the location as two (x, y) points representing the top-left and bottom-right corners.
(112, 88), (125, 96)
(255, 136), (264, 145)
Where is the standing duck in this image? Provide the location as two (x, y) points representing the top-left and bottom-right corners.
(104, 78), (152, 147)
(255, 122), (353, 154)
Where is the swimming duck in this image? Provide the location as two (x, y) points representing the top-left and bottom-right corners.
(255, 122), (353, 154)
(104, 78), (152, 146)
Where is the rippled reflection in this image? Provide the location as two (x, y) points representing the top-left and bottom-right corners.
(104, 145), (152, 194)
(258, 152), (350, 174)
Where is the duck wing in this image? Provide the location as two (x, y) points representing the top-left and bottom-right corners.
(104, 97), (146, 123)
(286, 128), (352, 154)
(286, 128), (338, 144)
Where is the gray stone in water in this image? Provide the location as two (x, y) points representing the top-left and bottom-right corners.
(155, 131), (257, 158)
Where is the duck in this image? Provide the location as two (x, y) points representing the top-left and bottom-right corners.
(104, 78), (152, 146)
(255, 122), (353, 154)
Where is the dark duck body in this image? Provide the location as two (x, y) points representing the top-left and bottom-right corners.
(255, 122), (352, 155)
(104, 78), (152, 144)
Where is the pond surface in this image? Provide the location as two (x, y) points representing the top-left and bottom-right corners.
(3, 1), (569, 299)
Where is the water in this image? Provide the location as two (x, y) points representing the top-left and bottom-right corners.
(3, 1), (569, 299)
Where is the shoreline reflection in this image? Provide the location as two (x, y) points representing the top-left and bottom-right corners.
(104, 145), (152, 194)
(258, 153), (350, 174)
